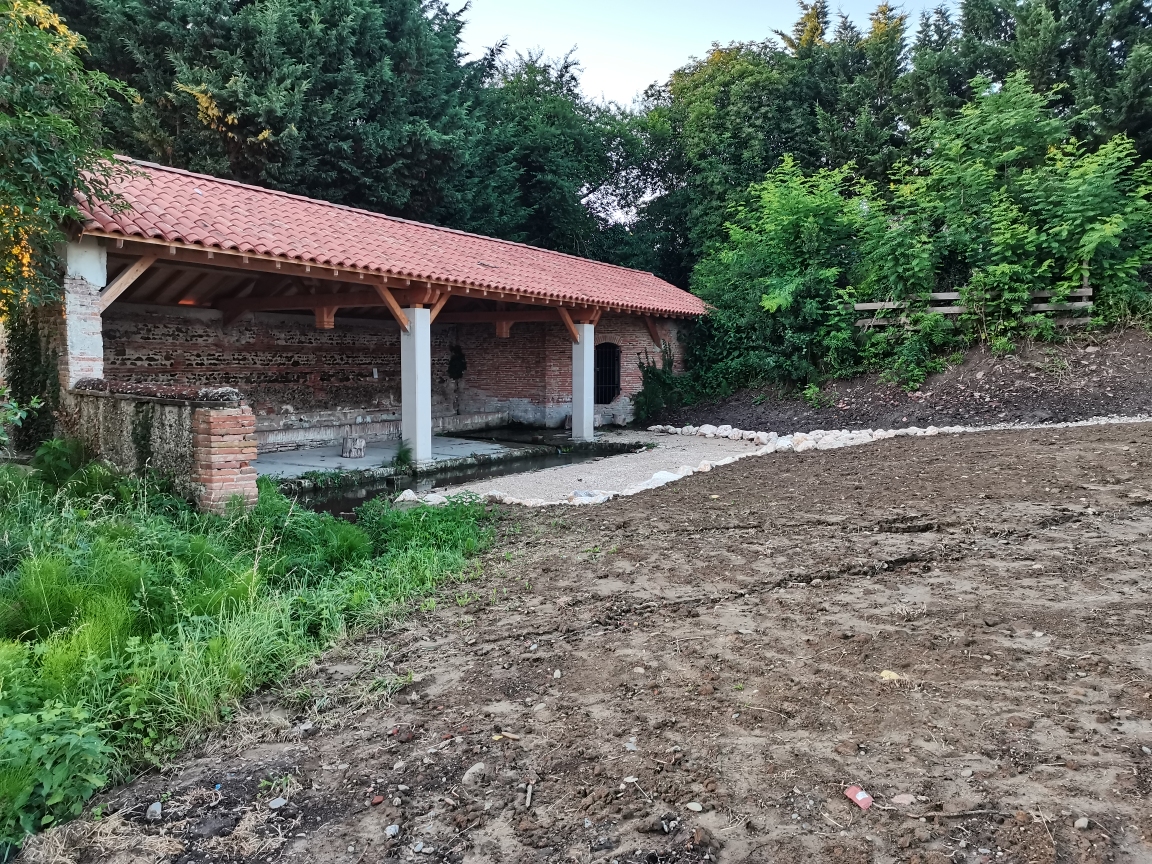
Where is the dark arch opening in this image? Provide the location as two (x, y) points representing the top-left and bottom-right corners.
(594, 342), (621, 405)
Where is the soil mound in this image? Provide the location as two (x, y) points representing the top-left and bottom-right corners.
(660, 328), (1152, 432)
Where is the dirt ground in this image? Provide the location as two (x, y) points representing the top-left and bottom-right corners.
(26, 423), (1152, 864)
(660, 329), (1152, 432)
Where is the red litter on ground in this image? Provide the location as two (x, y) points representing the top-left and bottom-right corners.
(845, 786), (873, 810)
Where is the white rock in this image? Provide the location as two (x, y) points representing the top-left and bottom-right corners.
(519, 498), (550, 508)
(698, 424), (717, 437)
(682, 426), (697, 435)
(775, 437), (794, 452)
(754, 444), (776, 456)
(696, 460), (713, 472)
(422, 493), (448, 506)
(570, 489), (613, 505)
(908, 426), (925, 436)
(1074, 817), (1090, 830)
(742, 430), (757, 441)
(461, 762), (487, 787)
(753, 431), (772, 445)
(686, 802), (704, 812)
(715, 424), (733, 436)
(394, 489), (420, 503)
(674, 465), (695, 476)
(809, 429), (828, 442)
(385, 825), (401, 838)
(553, 669), (562, 679)
(647, 425), (660, 432)
(146, 802), (162, 821)
(268, 797), (288, 810)
(924, 426), (939, 436)
(793, 433), (816, 453)
(727, 429), (744, 440)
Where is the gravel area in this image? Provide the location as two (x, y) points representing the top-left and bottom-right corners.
(442, 429), (756, 502)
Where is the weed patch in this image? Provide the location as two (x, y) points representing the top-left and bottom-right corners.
(0, 459), (493, 851)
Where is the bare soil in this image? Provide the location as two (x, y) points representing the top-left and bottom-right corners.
(659, 330), (1152, 432)
(29, 424), (1152, 864)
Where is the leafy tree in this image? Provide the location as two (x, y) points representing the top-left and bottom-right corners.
(688, 157), (872, 390)
(0, 0), (128, 312)
(438, 51), (647, 262)
(56, 0), (473, 218)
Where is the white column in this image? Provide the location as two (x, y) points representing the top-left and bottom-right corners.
(400, 307), (433, 464)
(61, 238), (107, 387)
(571, 322), (595, 441)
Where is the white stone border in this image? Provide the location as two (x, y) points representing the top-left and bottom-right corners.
(395, 414), (1152, 508)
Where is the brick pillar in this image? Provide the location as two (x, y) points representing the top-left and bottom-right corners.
(60, 238), (107, 387)
(192, 404), (259, 513)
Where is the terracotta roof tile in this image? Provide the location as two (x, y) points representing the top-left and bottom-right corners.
(80, 160), (705, 317)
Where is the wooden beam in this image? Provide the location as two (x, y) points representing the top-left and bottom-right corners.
(429, 291), (451, 323)
(495, 320), (512, 338)
(372, 282), (410, 332)
(100, 255), (156, 311)
(643, 315), (661, 346)
(590, 308), (603, 326)
(218, 290), (382, 316)
(556, 306), (580, 343)
(436, 310), (560, 325)
(314, 307), (336, 329)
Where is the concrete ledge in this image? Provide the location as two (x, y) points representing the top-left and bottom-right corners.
(257, 410), (509, 453)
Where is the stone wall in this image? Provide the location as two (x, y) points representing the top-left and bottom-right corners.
(100, 303), (686, 440)
(62, 382), (258, 513)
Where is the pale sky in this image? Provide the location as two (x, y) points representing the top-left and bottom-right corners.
(453, 0), (939, 105)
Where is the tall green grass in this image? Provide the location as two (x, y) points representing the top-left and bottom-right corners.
(0, 459), (493, 849)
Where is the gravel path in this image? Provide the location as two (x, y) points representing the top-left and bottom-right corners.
(442, 429), (755, 502)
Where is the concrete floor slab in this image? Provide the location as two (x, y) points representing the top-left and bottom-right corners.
(255, 436), (517, 479)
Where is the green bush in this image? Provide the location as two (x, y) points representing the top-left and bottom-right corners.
(639, 72), (1152, 409)
(0, 453), (493, 848)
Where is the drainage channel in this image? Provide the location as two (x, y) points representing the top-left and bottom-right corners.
(289, 430), (648, 517)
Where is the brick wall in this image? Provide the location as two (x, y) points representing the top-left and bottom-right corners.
(101, 304), (685, 432)
(192, 405), (259, 512)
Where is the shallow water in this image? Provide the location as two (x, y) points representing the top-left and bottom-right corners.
(297, 428), (639, 516)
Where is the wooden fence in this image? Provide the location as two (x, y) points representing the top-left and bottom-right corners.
(854, 288), (1093, 329)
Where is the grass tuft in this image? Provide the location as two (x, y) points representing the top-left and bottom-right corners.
(0, 456), (493, 850)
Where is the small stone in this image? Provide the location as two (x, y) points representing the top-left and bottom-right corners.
(268, 797), (288, 810)
(960, 768), (974, 778)
(554, 669), (562, 679)
(372, 795), (385, 806)
(394, 489), (419, 503)
(462, 762), (487, 787)
(392, 796), (402, 806)
(1074, 817), (1090, 830)
(146, 801), (162, 821)
(385, 824), (401, 838)
(686, 802), (704, 812)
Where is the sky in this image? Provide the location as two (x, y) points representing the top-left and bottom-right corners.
(452, 0), (938, 105)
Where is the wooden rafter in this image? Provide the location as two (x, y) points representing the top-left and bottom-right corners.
(556, 306), (580, 343)
(371, 282), (409, 332)
(100, 255), (156, 311)
(429, 292), (451, 323)
(643, 315), (661, 346)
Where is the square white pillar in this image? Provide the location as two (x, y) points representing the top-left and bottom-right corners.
(571, 322), (595, 442)
(61, 238), (107, 387)
(400, 307), (433, 464)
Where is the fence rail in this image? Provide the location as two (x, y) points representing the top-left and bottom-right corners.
(853, 288), (1093, 329)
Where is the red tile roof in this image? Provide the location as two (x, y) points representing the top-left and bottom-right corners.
(79, 160), (706, 318)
